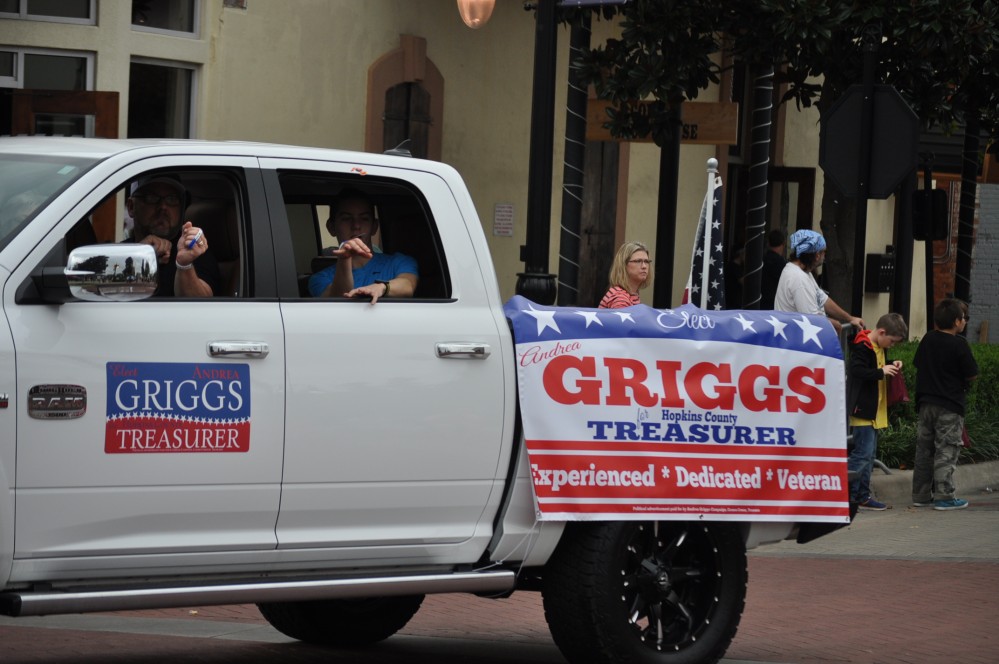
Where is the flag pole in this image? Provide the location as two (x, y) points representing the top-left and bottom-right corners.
(700, 158), (718, 306)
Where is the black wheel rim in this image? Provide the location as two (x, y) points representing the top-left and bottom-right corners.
(620, 522), (724, 653)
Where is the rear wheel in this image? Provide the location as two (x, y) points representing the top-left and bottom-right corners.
(543, 521), (747, 664)
(256, 595), (424, 646)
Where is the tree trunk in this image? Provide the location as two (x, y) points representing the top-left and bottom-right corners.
(954, 94), (980, 305)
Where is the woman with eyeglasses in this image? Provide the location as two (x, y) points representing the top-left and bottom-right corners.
(598, 241), (653, 309)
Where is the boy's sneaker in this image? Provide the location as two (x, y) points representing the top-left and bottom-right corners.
(933, 498), (969, 511)
(912, 499), (935, 507)
(858, 498), (889, 511)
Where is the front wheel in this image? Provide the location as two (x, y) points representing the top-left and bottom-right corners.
(257, 595), (424, 646)
(542, 521), (747, 664)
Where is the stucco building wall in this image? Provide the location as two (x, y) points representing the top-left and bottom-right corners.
(5, 0), (922, 315)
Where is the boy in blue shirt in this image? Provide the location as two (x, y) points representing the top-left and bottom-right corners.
(308, 188), (418, 302)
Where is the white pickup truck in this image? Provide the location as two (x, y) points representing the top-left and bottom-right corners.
(0, 137), (847, 664)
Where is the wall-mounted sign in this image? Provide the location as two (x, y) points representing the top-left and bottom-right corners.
(586, 100), (740, 146)
(493, 203), (515, 237)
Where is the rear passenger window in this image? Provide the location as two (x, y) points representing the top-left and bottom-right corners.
(278, 172), (451, 300)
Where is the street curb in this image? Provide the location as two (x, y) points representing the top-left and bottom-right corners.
(871, 459), (999, 507)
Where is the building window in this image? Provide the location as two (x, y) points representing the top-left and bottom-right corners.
(0, 51), (14, 87)
(128, 61), (194, 138)
(0, 48), (93, 90)
(131, 0), (198, 36)
(0, 0), (94, 23)
(24, 53), (87, 90)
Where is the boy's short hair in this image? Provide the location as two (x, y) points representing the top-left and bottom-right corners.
(933, 298), (966, 330)
(332, 187), (375, 215)
(875, 312), (908, 339)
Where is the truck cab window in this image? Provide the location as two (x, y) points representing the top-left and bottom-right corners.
(64, 170), (247, 298)
(279, 172), (450, 300)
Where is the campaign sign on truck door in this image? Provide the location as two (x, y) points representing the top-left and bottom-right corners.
(106, 362), (251, 453)
(504, 296), (849, 523)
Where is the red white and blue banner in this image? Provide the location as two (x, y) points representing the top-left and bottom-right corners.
(504, 296), (850, 523)
(105, 362), (251, 453)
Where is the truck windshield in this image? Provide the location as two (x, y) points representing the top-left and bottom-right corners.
(0, 153), (96, 248)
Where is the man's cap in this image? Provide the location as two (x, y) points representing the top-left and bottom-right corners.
(789, 229), (826, 256)
(131, 175), (186, 197)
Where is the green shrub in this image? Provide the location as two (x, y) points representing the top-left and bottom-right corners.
(877, 340), (999, 468)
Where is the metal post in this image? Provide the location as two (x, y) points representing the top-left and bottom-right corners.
(893, 170), (915, 325)
(923, 162), (935, 335)
(652, 105), (682, 309)
(556, 13), (591, 306)
(516, 0), (559, 304)
(742, 65), (774, 310)
(851, 24), (881, 315)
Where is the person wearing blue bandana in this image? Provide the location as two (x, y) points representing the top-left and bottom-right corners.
(774, 229), (863, 334)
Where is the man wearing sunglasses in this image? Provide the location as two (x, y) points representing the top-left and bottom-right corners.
(126, 176), (221, 297)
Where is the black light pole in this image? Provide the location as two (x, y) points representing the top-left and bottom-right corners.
(850, 23), (880, 316)
(742, 65), (775, 310)
(921, 159), (936, 335)
(652, 110), (682, 309)
(517, 0), (559, 304)
(555, 12), (591, 306)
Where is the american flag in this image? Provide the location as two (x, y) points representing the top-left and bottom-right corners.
(683, 163), (725, 310)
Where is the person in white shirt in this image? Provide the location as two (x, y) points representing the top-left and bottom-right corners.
(774, 229), (863, 334)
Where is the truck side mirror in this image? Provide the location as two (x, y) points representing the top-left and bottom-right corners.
(65, 244), (159, 302)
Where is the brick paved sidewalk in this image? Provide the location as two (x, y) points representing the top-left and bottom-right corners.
(2, 493), (997, 663)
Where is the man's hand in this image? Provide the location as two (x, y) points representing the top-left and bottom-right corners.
(137, 233), (172, 264)
(175, 221), (208, 267)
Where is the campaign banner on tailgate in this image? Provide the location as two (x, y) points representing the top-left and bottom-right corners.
(503, 295), (849, 523)
(106, 362), (251, 453)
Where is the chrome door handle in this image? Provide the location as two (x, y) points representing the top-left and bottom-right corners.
(208, 341), (270, 358)
(435, 342), (491, 359)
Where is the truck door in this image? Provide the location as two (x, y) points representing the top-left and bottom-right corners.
(5, 158), (286, 575)
(0, 266), (14, 585)
(259, 159), (512, 558)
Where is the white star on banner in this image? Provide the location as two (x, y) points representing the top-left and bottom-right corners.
(766, 315), (788, 340)
(614, 312), (636, 323)
(522, 304), (561, 335)
(575, 310), (603, 328)
(794, 315), (824, 348)
(734, 313), (755, 332)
